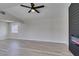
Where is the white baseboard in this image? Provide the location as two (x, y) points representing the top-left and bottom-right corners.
(7, 37), (68, 45)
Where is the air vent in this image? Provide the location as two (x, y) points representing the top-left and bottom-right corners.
(0, 11), (5, 15)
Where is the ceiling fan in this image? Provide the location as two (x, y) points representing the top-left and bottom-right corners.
(20, 3), (45, 13)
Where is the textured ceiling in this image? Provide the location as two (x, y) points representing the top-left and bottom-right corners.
(0, 3), (70, 22)
(0, 3), (21, 10)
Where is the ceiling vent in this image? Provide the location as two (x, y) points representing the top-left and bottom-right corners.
(0, 11), (5, 15)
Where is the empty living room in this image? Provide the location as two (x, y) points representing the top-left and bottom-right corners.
(0, 3), (73, 56)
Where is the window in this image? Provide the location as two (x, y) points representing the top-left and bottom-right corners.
(11, 23), (19, 33)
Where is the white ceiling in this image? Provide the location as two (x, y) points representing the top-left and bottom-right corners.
(0, 3), (21, 10)
(0, 3), (70, 22)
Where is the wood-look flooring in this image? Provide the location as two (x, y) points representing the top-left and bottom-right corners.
(0, 39), (73, 56)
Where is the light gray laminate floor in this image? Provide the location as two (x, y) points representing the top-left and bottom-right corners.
(0, 39), (73, 56)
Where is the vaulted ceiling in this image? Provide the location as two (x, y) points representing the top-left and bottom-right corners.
(0, 3), (70, 23)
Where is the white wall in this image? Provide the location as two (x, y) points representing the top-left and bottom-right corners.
(0, 22), (8, 40)
(7, 4), (69, 45)
(8, 7), (68, 45)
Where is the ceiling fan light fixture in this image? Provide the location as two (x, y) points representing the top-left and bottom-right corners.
(31, 9), (35, 12)
(20, 3), (45, 13)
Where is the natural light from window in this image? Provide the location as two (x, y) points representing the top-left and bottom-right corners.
(11, 23), (19, 33)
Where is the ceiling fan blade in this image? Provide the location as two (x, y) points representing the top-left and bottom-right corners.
(34, 9), (40, 13)
(31, 3), (35, 7)
(28, 10), (31, 13)
(34, 5), (44, 9)
(20, 5), (31, 8)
